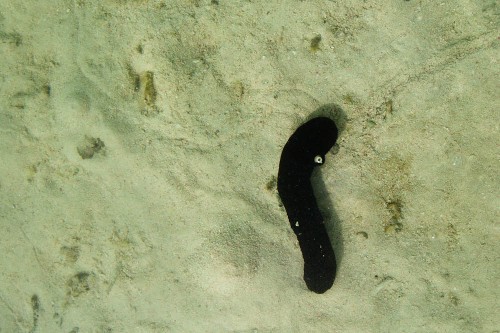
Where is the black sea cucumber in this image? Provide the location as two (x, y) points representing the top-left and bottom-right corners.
(277, 117), (338, 293)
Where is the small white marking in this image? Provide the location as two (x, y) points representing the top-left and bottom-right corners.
(314, 155), (323, 164)
(295, 221), (299, 227)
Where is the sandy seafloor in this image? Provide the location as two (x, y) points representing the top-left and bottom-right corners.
(0, 0), (498, 332)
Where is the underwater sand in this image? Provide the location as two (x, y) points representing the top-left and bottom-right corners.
(0, 0), (498, 332)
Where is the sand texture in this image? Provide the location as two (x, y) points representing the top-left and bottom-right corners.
(0, 0), (498, 332)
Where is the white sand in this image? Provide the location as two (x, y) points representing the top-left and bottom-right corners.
(0, 0), (498, 332)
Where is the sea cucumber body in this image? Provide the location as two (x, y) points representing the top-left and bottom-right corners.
(277, 117), (338, 294)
